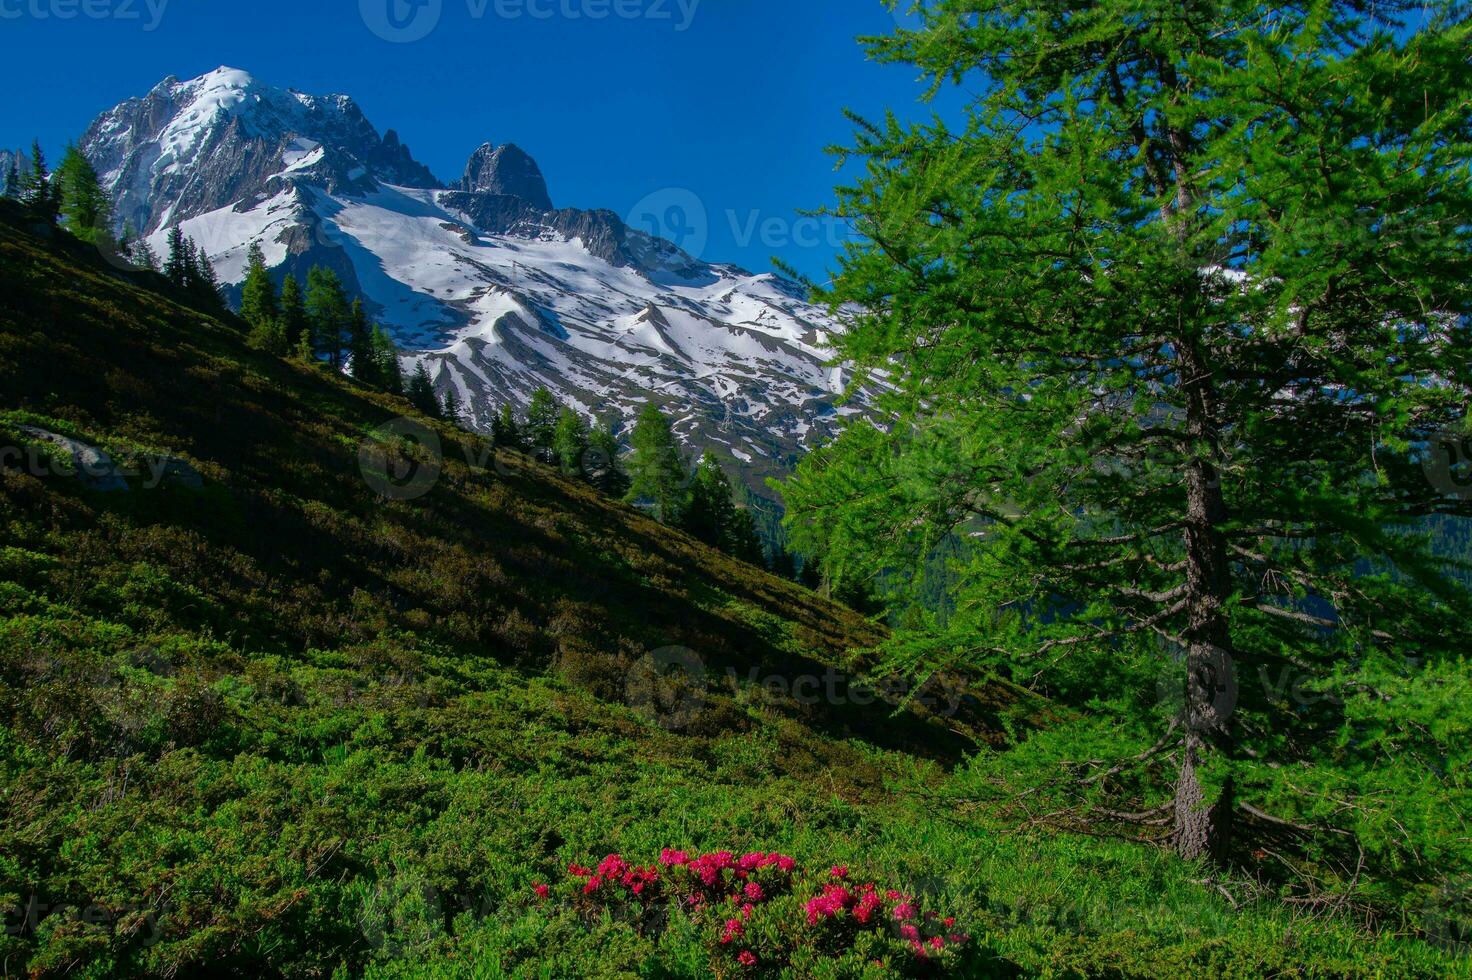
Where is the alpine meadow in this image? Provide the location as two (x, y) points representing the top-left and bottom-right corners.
(1, 1), (1470, 977)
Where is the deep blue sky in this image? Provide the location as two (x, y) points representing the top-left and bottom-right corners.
(0, 0), (960, 280)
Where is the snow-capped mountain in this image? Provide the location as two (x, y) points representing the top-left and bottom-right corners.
(78, 67), (861, 487)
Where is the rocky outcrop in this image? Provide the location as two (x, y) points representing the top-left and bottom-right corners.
(460, 143), (552, 211)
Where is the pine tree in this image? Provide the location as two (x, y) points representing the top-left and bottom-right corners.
(406, 361), (441, 418)
(278, 273), (307, 350)
(2, 156), (18, 199)
(21, 140), (58, 225)
(624, 402), (687, 524)
(768, 548), (797, 581)
(55, 145), (112, 246)
(181, 238), (202, 289)
(129, 234), (159, 273)
(192, 244), (223, 310)
(553, 407), (590, 476)
(781, 1), (1472, 865)
(728, 505), (766, 567)
(163, 227), (188, 287)
(371, 325), (403, 394)
(346, 299), (375, 384)
(682, 452), (740, 550)
(239, 242), (279, 334)
(492, 403), (523, 450)
(247, 315), (289, 356)
(584, 420), (630, 498)
(441, 385), (463, 427)
(304, 266), (351, 368)
(523, 387), (559, 462)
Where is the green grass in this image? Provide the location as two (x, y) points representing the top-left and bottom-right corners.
(0, 204), (1464, 977)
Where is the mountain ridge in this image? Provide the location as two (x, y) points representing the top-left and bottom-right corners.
(76, 67), (863, 493)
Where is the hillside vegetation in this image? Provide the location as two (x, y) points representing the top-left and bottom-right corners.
(0, 205), (1464, 977)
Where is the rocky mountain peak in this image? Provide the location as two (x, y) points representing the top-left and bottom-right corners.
(461, 142), (552, 211)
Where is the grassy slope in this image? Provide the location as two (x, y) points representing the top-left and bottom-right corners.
(0, 207), (1462, 978)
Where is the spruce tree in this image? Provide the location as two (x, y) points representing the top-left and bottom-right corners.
(239, 242), (279, 334)
(584, 421), (630, 498)
(2, 156), (18, 199)
(406, 361), (441, 419)
(278, 273), (307, 350)
(193, 244), (223, 310)
(304, 266), (351, 368)
(523, 387), (559, 462)
(163, 227), (188, 287)
(346, 299), (375, 384)
(682, 452), (741, 550)
(624, 402), (687, 524)
(782, 0), (1472, 867)
(129, 234), (159, 273)
(371, 325), (403, 394)
(553, 407), (590, 476)
(441, 385), (463, 426)
(492, 403), (523, 451)
(21, 140), (57, 225)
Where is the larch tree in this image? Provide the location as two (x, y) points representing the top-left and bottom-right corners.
(625, 402), (689, 524)
(554, 407), (590, 477)
(782, 0), (1472, 881)
(55, 145), (111, 246)
(523, 387), (560, 463)
(239, 242), (279, 337)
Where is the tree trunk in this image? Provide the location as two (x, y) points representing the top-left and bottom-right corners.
(1172, 340), (1236, 862)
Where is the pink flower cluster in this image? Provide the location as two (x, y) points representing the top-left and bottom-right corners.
(804, 869), (967, 963)
(565, 854), (664, 902)
(536, 850), (968, 974)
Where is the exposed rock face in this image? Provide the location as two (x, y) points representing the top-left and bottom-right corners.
(80, 67), (442, 237)
(460, 143), (553, 211)
(17, 426), (129, 492)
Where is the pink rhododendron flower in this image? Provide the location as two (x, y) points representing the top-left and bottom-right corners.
(743, 881), (764, 902)
(659, 849), (690, 867)
(900, 923), (921, 941)
(533, 883), (550, 900)
(737, 950), (758, 967)
(830, 865), (848, 879)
